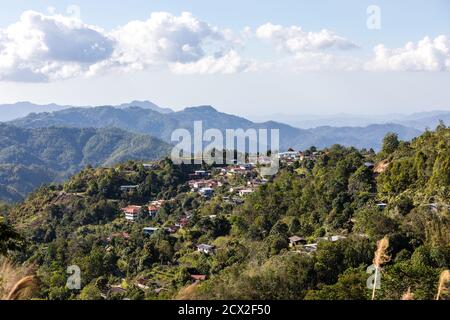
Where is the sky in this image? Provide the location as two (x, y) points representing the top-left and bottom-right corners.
(0, 0), (449, 116)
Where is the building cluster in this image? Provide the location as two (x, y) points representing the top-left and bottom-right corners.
(289, 234), (348, 254)
(278, 150), (323, 165)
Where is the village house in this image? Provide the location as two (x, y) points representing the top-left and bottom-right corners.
(106, 232), (130, 242)
(150, 199), (166, 207)
(247, 178), (268, 187)
(289, 236), (307, 247)
(239, 189), (254, 197)
(109, 285), (126, 296)
(303, 243), (318, 253)
(143, 163), (158, 170)
(147, 200), (167, 217)
(189, 179), (220, 191)
(239, 163), (253, 171)
(199, 187), (214, 198)
(176, 214), (192, 229)
(317, 235), (347, 243)
(257, 155), (273, 165)
(364, 162), (375, 169)
(279, 151), (299, 160)
(164, 225), (180, 234)
(135, 278), (151, 290)
(122, 205), (142, 221)
(148, 205), (159, 217)
(189, 170), (211, 180)
(377, 202), (388, 210)
(120, 185), (139, 192)
(227, 166), (248, 175)
(197, 244), (215, 255)
(143, 227), (159, 235)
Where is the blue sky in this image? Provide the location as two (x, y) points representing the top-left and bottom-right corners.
(0, 1), (449, 115)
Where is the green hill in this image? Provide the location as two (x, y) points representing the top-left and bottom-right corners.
(10, 105), (421, 151)
(0, 124), (171, 202)
(1, 125), (448, 300)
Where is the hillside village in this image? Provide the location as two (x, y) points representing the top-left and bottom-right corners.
(2, 126), (449, 300)
(91, 148), (389, 295)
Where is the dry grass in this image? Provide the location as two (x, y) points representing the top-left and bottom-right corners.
(0, 258), (38, 300)
(436, 270), (450, 300)
(374, 160), (390, 174)
(175, 282), (200, 300)
(373, 237), (390, 268)
(372, 236), (390, 300)
(401, 287), (414, 300)
(6, 276), (38, 300)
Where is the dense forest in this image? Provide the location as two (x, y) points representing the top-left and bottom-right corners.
(0, 124), (170, 202)
(9, 105), (421, 151)
(0, 125), (448, 300)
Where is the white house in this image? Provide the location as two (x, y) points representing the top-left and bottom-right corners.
(122, 205), (142, 221)
(197, 244), (215, 255)
(120, 185), (139, 192)
(239, 189), (254, 197)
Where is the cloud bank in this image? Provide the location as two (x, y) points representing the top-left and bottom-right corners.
(0, 10), (448, 82)
(366, 35), (450, 71)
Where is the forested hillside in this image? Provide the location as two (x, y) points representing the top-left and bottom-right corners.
(0, 126), (448, 300)
(0, 124), (170, 202)
(9, 105), (421, 151)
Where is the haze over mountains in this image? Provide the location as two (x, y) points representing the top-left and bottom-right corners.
(1, 100), (448, 130)
(8, 104), (422, 151)
(1, 100), (448, 202)
(0, 100), (174, 122)
(0, 124), (170, 202)
(249, 110), (450, 130)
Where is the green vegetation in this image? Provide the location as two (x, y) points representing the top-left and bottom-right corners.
(10, 105), (421, 151)
(2, 126), (449, 300)
(0, 124), (170, 202)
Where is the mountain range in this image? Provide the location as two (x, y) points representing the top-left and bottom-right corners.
(0, 100), (174, 122)
(2, 101), (448, 202)
(0, 124), (170, 202)
(2, 101), (449, 130)
(9, 105), (422, 151)
(249, 110), (450, 130)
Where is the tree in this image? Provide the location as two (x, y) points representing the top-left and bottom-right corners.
(382, 133), (400, 155)
(0, 217), (24, 256)
(305, 268), (369, 300)
(289, 218), (301, 235)
(266, 235), (288, 256)
(348, 166), (374, 198)
(79, 283), (103, 300)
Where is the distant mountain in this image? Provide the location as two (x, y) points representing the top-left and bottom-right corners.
(0, 100), (172, 122)
(249, 110), (450, 130)
(0, 124), (170, 202)
(116, 100), (173, 113)
(395, 111), (450, 130)
(10, 105), (421, 151)
(0, 102), (77, 122)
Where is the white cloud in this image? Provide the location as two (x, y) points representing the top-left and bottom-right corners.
(108, 11), (250, 75)
(0, 10), (448, 82)
(256, 23), (358, 53)
(0, 11), (247, 82)
(366, 35), (450, 71)
(169, 50), (254, 74)
(255, 23), (359, 71)
(0, 10), (114, 81)
(110, 12), (222, 70)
